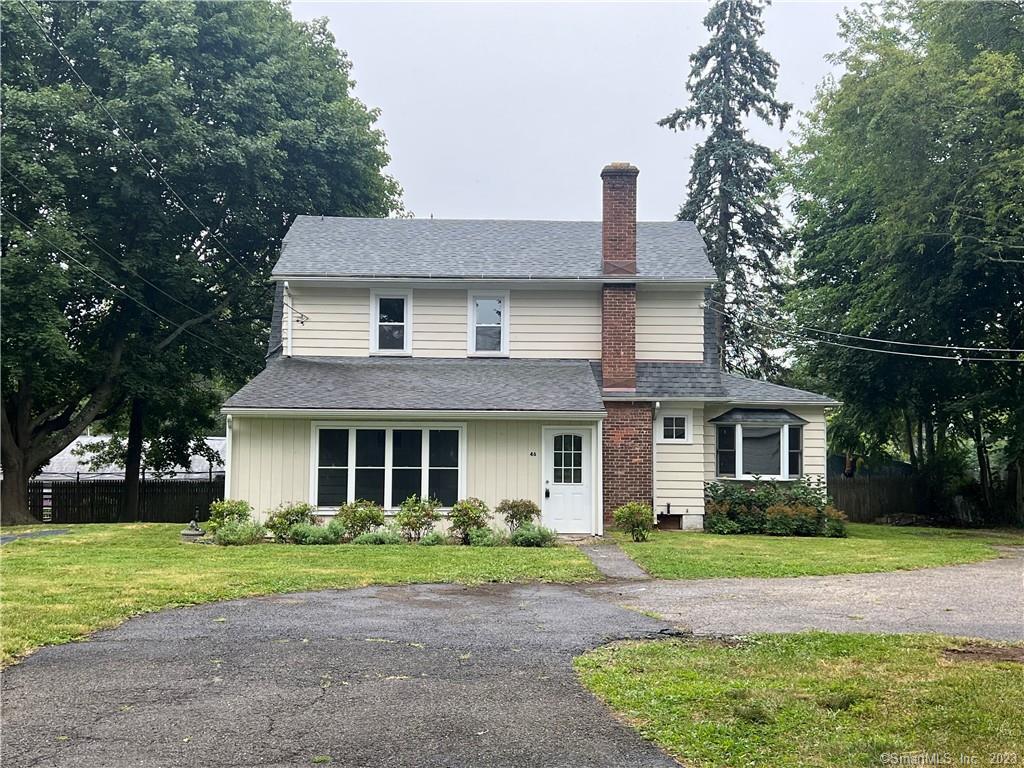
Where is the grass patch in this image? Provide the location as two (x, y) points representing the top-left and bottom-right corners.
(0, 523), (598, 665)
(575, 633), (1024, 767)
(616, 523), (1023, 579)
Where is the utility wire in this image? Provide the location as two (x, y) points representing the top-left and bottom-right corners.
(707, 304), (1023, 363)
(15, 0), (308, 323)
(708, 299), (1024, 355)
(2, 206), (256, 367)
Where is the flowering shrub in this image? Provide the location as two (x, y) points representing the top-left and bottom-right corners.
(448, 497), (490, 544)
(206, 499), (252, 535)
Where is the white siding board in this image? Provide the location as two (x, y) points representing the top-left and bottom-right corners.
(636, 287), (704, 361)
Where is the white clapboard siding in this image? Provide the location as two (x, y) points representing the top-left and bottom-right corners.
(635, 287), (705, 361)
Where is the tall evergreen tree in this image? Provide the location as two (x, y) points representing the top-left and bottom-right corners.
(660, 0), (792, 375)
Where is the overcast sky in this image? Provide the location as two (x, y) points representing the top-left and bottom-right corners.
(290, 1), (854, 221)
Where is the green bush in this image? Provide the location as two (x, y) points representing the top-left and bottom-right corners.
(206, 499), (252, 536)
(337, 499), (385, 537)
(288, 520), (345, 545)
(394, 495), (441, 541)
(448, 497), (490, 544)
(612, 501), (655, 542)
(351, 526), (404, 545)
(265, 502), (317, 542)
(419, 530), (447, 546)
(823, 506), (848, 538)
(509, 523), (558, 547)
(213, 520), (265, 546)
(467, 526), (508, 547)
(704, 478), (840, 537)
(496, 498), (541, 532)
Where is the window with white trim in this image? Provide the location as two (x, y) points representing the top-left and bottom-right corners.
(468, 292), (509, 355)
(314, 426), (463, 509)
(657, 410), (693, 444)
(371, 292), (411, 354)
(715, 424), (803, 480)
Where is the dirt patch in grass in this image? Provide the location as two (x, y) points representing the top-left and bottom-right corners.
(943, 644), (1024, 664)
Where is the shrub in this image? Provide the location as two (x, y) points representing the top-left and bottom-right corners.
(612, 501), (655, 542)
(337, 499), (385, 537)
(448, 497), (490, 544)
(823, 506), (848, 538)
(704, 478), (839, 537)
(206, 499), (252, 536)
(419, 530), (447, 546)
(394, 495), (441, 541)
(213, 520), (265, 546)
(351, 526), (404, 545)
(467, 526), (508, 547)
(265, 502), (317, 542)
(496, 499), (541, 532)
(290, 524), (346, 548)
(509, 523), (557, 547)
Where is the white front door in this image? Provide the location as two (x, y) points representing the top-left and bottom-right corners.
(542, 428), (593, 534)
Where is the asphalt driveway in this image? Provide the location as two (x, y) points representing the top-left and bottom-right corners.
(2, 584), (680, 768)
(586, 546), (1024, 640)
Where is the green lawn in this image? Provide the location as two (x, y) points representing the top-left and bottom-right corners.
(576, 634), (1024, 768)
(0, 523), (598, 665)
(617, 523), (1024, 579)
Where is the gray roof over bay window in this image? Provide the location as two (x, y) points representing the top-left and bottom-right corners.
(273, 216), (717, 282)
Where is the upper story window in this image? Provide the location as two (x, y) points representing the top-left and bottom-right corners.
(371, 291), (412, 355)
(468, 291), (509, 356)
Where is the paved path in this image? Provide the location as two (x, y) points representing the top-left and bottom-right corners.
(578, 541), (650, 580)
(585, 548), (1024, 640)
(2, 584), (681, 768)
(0, 529), (69, 546)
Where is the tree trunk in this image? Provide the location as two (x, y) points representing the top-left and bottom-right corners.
(972, 408), (993, 514)
(122, 397), (146, 522)
(904, 411), (918, 470)
(0, 460), (37, 525)
(925, 418), (936, 463)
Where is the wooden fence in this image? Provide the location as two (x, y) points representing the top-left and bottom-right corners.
(828, 475), (929, 523)
(9, 477), (224, 524)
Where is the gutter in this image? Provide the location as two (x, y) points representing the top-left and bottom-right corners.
(221, 407), (607, 420)
(269, 275), (717, 286)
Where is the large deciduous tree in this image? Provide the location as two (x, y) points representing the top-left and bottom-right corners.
(1, 0), (400, 523)
(787, 1), (1024, 522)
(660, 0), (792, 375)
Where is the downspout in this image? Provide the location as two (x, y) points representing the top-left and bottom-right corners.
(224, 415), (233, 499)
(284, 281), (294, 357)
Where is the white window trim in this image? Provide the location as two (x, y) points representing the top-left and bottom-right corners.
(656, 409), (694, 444)
(467, 290), (510, 357)
(715, 423), (802, 481)
(309, 422), (467, 511)
(370, 290), (413, 356)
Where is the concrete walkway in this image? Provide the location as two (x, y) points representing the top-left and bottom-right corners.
(585, 547), (1024, 640)
(578, 541), (650, 580)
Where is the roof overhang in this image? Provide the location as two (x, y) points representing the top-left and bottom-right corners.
(222, 407), (606, 420)
(270, 275), (717, 287)
(709, 407), (808, 425)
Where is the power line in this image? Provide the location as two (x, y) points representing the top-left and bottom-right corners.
(4, 170), (206, 319)
(2, 206), (255, 367)
(707, 304), (1023, 363)
(708, 299), (1024, 355)
(15, 0), (308, 323)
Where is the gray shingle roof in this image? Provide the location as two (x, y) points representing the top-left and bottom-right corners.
(273, 216), (716, 281)
(721, 374), (839, 405)
(709, 408), (808, 425)
(223, 357), (606, 413)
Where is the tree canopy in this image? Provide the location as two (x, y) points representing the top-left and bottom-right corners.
(786, 0), (1024, 520)
(1, 0), (400, 522)
(660, 0), (792, 376)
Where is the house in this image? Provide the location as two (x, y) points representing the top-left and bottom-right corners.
(222, 163), (837, 534)
(14, 436), (225, 481)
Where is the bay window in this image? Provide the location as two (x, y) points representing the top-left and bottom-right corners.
(314, 425), (464, 509)
(712, 409), (806, 480)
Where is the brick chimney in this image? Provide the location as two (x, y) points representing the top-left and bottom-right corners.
(600, 162), (639, 391)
